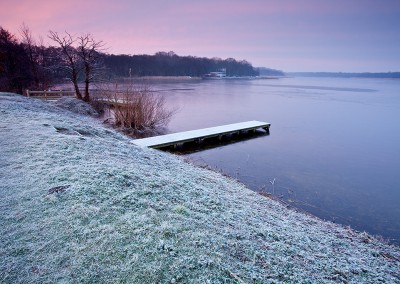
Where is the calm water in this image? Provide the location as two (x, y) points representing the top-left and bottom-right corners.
(149, 77), (400, 245)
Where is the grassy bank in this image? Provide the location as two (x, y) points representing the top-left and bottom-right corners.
(0, 92), (399, 283)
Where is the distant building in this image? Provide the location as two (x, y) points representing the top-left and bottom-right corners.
(203, 68), (227, 79)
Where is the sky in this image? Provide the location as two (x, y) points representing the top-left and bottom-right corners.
(1, 0), (400, 72)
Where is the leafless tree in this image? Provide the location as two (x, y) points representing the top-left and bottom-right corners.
(19, 23), (39, 87)
(19, 24), (53, 90)
(77, 34), (104, 101)
(48, 31), (104, 101)
(48, 31), (83, 99)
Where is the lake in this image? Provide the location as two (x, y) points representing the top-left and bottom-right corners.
(149, 76), (400, 245)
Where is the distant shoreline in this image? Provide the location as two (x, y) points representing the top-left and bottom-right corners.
(119, 75), (283, 81)
(287, 72), (400, 79)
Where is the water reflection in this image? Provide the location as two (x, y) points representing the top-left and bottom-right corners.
(163, 129), (270, 154)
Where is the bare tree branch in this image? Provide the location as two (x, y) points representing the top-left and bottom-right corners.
(20, 23), (39, 87)
(77, 33), (104, 101)
(48, 31), (104, 101)
(48, 30), (82, 99)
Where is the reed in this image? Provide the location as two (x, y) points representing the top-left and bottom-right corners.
(95, 84), (175, 132)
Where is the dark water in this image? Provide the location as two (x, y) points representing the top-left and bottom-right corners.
(155, 77), (400, 244)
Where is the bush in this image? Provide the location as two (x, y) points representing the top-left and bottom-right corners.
(96, 84), (175, 133)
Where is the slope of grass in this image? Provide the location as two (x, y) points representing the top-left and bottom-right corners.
(1, 93), (399, 283)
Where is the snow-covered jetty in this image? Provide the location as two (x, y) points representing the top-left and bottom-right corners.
(133, 120), (271, 149)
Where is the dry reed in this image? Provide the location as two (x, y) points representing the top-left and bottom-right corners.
(95, 84), (175, 132)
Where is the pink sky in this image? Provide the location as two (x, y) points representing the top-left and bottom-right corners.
(1, 0), (399, 72)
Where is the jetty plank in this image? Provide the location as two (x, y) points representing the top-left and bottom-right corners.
(133, 120), (270, 148)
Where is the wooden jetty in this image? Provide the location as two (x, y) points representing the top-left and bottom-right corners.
(133, 121), (270, 149)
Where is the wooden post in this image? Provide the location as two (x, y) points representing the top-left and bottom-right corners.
(26, 90), (30, 97)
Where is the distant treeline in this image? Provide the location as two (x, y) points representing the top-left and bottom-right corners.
(257, 67), (285, 76)
(0, 27), (51, 93)
(1, 24), (265, 94)
(288, 72), (400, 78)
(101, 51), (259, 77)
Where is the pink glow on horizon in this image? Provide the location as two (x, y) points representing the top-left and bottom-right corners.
(1, 0), (399, 72)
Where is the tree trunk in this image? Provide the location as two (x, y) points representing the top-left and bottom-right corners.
(83, 79), (90, 102)
(72, 70), (82, 100)
(83, 64), (90, 102)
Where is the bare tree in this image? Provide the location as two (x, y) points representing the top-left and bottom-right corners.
(19, 23), (39, 88)
(36, 36), (53, 89)
(49, 31), (104, 101)
(0, 26), (31, 93)
(48, 31), (83, 99)
(19, 24), (53, 90)
(77, 34), (104, 101)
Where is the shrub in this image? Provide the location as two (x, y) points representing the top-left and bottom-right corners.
(96, 84), (175, 133)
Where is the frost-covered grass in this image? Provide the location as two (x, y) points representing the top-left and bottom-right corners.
(1, 92), (399, 283)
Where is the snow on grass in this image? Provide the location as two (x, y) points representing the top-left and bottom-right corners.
(1, 92), (399, 283)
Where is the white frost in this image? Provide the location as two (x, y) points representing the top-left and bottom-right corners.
(1, 93), (399, 283)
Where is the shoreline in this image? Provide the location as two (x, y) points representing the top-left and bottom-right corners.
(1, 92), (399, 283)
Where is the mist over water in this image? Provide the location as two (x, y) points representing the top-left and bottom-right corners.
(154, 77), (400, 244)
